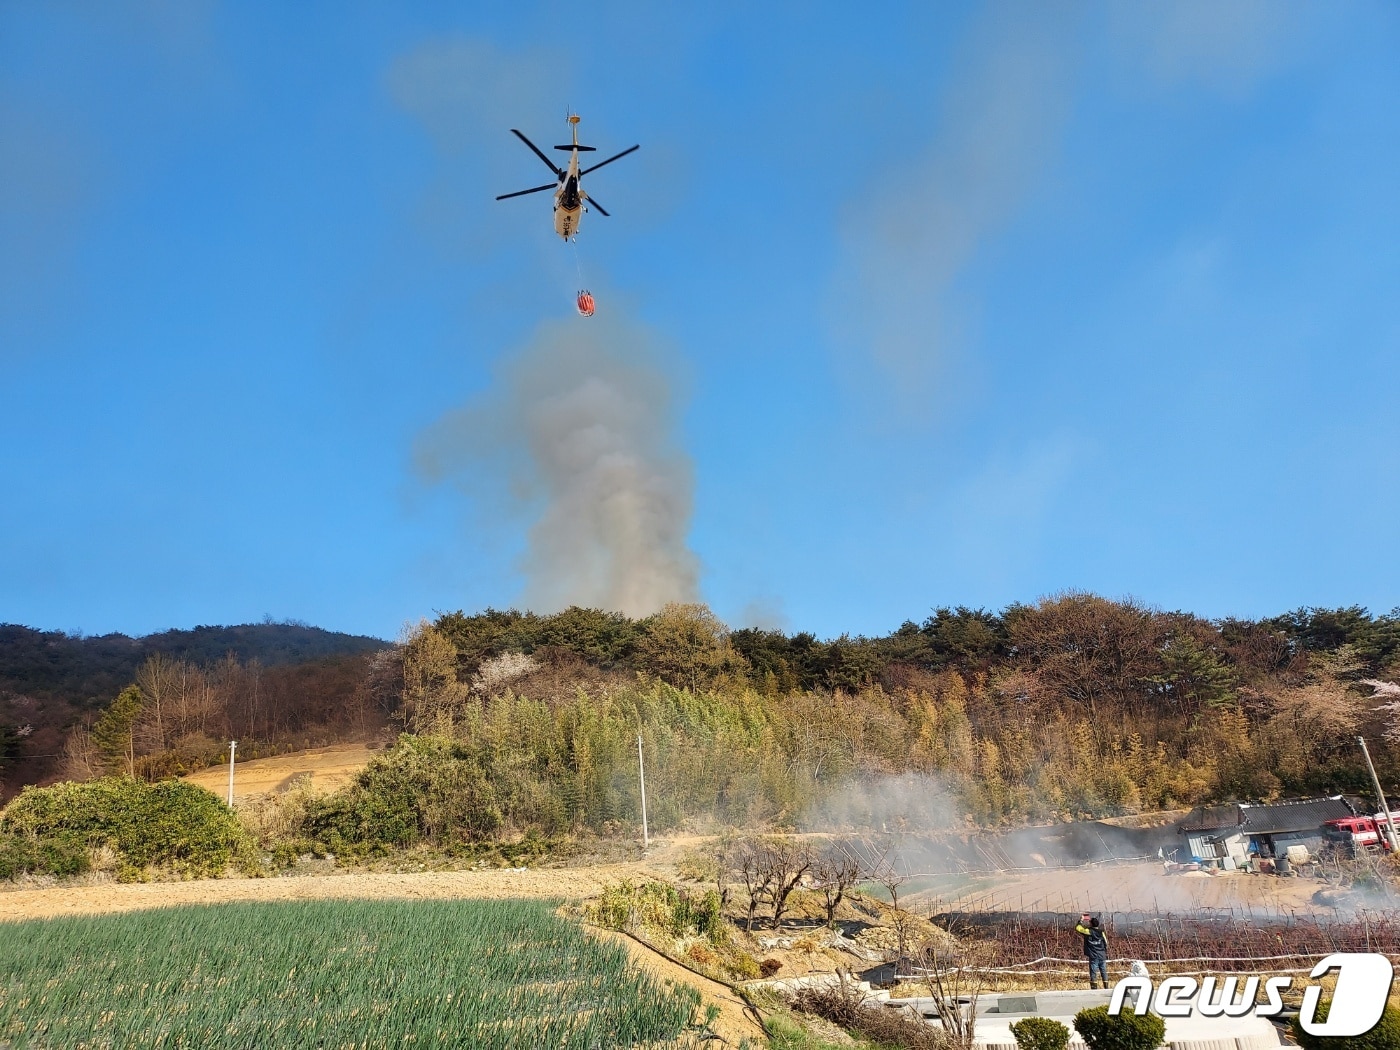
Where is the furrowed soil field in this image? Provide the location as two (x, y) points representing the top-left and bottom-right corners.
(0, 899), (705, 1050)
(182, 743), (376, 800)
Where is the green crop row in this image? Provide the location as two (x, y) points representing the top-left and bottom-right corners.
(0, 898), (700, 1049)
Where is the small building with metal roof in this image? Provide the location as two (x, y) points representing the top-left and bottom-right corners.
(1179, 796), (1354, 864)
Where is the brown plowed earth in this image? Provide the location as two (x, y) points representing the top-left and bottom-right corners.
(182, 743), (376, 799)
(911, 860), (1327, 915)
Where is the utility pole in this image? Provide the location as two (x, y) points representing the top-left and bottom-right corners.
(1358, 736), (1399, 853)
(637, 733), (649, 850)
(227, 740), (238, 808)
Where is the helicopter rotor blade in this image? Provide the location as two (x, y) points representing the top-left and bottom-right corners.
(579, 144), (639, 177)
(495, 182), (558, 201)
(584, 195), (610, 217)
(511, 129), (563, 176)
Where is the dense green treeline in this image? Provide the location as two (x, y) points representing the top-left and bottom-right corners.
(13, 595), (1400, 857)
(434, 599), (1400, 697)
(299, 595), (1399, 849)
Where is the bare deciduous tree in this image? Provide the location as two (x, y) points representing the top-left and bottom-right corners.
(724, 836), (816, 933)
(365, 647), (405, 721)
(854, 835), (910, 912)
(850, 834), (916, 967)
(61, 718), (101, 781)
(762, 837), (813, 932)
(916, 933), (991, 1050)
(1363, 679), (1400, 746)
(726, 837), (775, 935)
(135, 653), (180, 752)
(812, 839), (864, 926)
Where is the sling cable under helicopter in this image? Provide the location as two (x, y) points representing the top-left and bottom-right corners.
(494, 114), (638, 318)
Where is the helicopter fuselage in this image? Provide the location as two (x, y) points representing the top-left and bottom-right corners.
(554, 151), (584, 240)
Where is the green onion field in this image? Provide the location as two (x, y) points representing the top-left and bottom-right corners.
(0, 898), (701, 1049)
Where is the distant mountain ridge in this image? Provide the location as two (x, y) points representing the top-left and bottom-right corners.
(0, 622), (393, 799)
(0, 622), (391, 708)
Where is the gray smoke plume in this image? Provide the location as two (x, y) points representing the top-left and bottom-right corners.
(829, 9), (1075, 419)
(829, 4), (1310, 421)
(416, 312), (699, 617)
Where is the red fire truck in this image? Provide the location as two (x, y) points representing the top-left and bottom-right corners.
(1322, 814), (1396, 855)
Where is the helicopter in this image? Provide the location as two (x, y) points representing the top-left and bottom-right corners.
(495, 115), (639, 241)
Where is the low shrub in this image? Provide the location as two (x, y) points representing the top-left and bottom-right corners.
(685, 942), (719, 968)
(588, 880), (726, 944)
(1073, 1005), (1165, 1050)
(1, 777), (254, 878)
(724, 950), (762, 981)
(303, 735), (502, 856)
(760, 958), (783, 978)
(1292, 998), (1400, 1049)
(764, 1014), (866, 1050)
(494, 832), (554, 866)
(1012, 1015), (1071, 1050)
(0, 832), (90, 880)
(791, 984), (952, 1049)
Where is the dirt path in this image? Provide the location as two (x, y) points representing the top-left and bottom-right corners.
(0, 862), (666, 922)
(592, 928), (767, 1047)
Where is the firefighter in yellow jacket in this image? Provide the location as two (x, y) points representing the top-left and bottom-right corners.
(1076, 913), (1110, 989)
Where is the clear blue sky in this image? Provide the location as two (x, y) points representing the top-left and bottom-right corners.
(3, 2), (1397, 641)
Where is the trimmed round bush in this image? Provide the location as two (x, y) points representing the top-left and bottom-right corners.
(1293, 999), (1400, 1050)
(1012, 1015), (1071, 1050)
(1073, 1004), (1166, 1050)
(1, 777), (252, 878)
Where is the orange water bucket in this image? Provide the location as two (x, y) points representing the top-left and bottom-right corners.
(576, 290), (596, 317)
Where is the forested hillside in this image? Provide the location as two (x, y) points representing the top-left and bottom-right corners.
(0, 623), (390, 798)
(25, 597), (1399, 835)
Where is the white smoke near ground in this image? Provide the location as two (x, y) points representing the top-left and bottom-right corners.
(800, 774), (1398, 920)
(416, 312), (699, 618)
(802, 773), (964, 835)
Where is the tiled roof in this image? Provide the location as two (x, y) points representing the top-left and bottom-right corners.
(1179, 796), (1357, 835)
(1239, 796), (1354, 835)
(1180, 805), (1243, 833)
